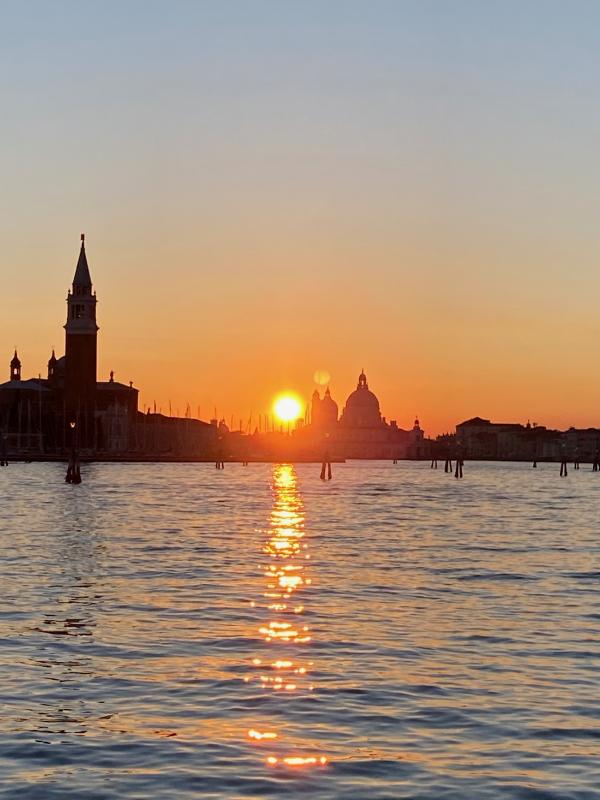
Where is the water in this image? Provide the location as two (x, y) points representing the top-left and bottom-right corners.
(1, 461), (599, 799)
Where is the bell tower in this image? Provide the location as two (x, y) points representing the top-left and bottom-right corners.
(311, 389), (321, 426)
(10, 350), (21, 381)
(64, 234), (98, 422)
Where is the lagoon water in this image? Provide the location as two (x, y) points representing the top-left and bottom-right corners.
(1, 461), (599, 799)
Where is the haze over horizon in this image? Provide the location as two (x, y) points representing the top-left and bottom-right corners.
(3, 1), (600, 436)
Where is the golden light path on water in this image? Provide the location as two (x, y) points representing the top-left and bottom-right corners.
(245, 464), (328, 770)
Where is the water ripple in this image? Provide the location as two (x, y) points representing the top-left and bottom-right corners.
(0, 461), (599, 798)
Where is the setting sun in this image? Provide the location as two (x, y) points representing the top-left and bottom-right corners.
(273, 394), (303, 423)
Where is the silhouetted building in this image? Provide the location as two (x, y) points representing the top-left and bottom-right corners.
(132, 411), (217, 457)
(0, 236), (221, 459)
(456, 417), (524, 459)
(10, 350), (21, 381)
(64, 235), (98, 438)
(453, 416), (600, 461)
(339, 370), (383, 429)
(0, 238), (138, 453)
(311, 387), (338, 432)
(300, 370), (427, 459)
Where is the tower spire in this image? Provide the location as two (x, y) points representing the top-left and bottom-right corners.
(10, 349), (21, 381)
(47, 348), (57, 380)
(72, 232), (92, 290)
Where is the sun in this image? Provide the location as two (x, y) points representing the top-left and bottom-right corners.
(273, 394), (303, 423)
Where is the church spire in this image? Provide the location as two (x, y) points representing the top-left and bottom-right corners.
(10, 349), (21, 381)
(47, 348), (57, 380)
(72, 233), (92, 292)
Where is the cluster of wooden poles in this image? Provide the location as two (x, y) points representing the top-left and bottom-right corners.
(430, 455), (465, 478)
(213, 456), (333, 478)
(550, 452), (600, 476)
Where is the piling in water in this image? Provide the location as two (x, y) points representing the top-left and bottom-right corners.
(65, 451), (81, 484)
(320, 452), (332, 481)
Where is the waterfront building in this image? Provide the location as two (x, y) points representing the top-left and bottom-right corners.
(0, 237), (137, 453)
(0, 237), (215, 458)
(454, 417), (600, 462)
(563, 427), (600, 461)
(302, 370), (427, 459)
(456, 417), (520, 459)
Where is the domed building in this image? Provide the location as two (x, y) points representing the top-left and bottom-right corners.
(339, 370), (383, 429)
(311, 386), (338, 431)
(300, 370), (428, 460)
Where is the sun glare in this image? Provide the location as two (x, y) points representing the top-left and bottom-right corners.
(313, 369), (331, 386)
(273, 394), (303, 423)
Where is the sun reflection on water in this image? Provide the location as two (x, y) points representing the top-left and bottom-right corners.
(246, 464), (327, 770)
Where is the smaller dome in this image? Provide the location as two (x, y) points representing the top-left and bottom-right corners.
(10, 349), (20, 367)
(321, 387), (338, 417)
(323, 387), (337, 406)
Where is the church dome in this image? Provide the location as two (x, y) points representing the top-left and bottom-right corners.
(311, 386), (338, 429)
(321, 387), (338, 417)
(345, 386), (380, 414)
(340, 371), (382, 428)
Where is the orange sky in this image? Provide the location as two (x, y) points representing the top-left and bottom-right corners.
(3, 4), (600, 436)
(6, 227), (600, 437)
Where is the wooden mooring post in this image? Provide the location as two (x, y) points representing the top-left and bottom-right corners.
(320, 451), (332, 480)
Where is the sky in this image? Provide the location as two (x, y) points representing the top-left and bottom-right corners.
(2, 1), (600, 435)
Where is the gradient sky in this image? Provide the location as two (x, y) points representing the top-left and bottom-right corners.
(2, 1), (600, 434)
